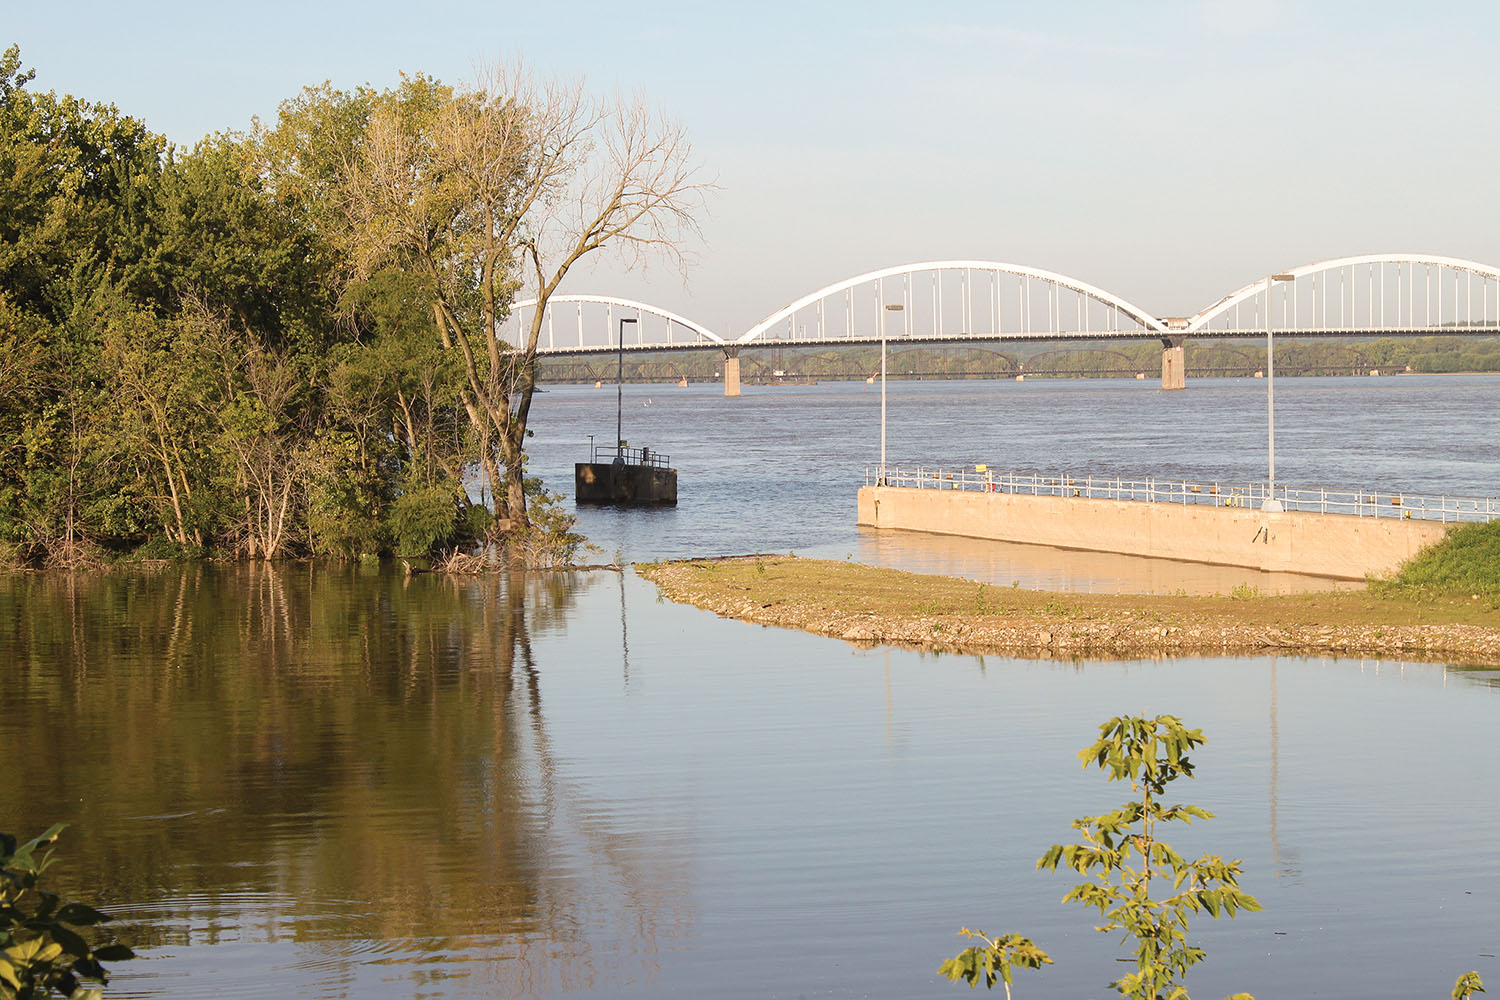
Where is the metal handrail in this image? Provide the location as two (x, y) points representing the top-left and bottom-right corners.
(864, 466), (1500, 523)
(593, 445), (671, 468)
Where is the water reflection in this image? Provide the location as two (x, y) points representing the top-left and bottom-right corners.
(1267, 660), (1301, 881)
(0, 567), (692, 998)
(850, 526), (1363, 595)
(5, 569), (1499, 998)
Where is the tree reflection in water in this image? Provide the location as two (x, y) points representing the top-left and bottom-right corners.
(0, 565), (691, 996)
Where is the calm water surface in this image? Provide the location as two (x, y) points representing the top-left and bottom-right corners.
(526, 373), (1500, 569)
(6, 376), (1500, 998)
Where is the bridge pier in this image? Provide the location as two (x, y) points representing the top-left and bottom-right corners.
(1160, 336), (1185, 390)
(722, 347), (741, 397)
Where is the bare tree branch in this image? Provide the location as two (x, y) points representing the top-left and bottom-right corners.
(332, 61), (711, 543)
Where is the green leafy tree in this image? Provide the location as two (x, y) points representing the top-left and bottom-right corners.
(943, 715), (1259, 1000)
(95, 289), (221, 549)
(0, 46), (168, 565)
(944, 718), (1491, 1000)
(1453, 971), (1486, 999)
(939, 929), (1052, 999)
(335, 268), (469, 491)
(322, 267), (480, 557)
(1038, 715), (1260, 999)
(0, 45), (164, 324)
(1, 825), (133, 999)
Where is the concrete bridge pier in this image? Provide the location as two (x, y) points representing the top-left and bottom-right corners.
(1160, 336), (1185, 390)
(723, 347), (741, 397)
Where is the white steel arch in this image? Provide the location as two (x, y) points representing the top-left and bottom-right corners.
(737, 260), (1167, 344)
(1187, 253), (1500, 332)
(511, 294), (726, 353)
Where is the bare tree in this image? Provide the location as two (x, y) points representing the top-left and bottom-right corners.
(507, 90), (707, 526)
(338, 64), (709, 549)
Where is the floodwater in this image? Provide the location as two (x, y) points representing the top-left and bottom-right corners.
(5, 375), (1500, 998)
(527, 373), (1500, 593)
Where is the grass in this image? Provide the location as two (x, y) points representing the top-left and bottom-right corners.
(1378, 519), (1500, 598)
(647, 555), (1500, 632)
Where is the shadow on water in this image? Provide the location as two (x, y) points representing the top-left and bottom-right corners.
(0, 565), (692, 997)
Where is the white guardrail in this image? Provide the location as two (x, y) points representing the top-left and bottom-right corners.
(864, 467), (1500, 524)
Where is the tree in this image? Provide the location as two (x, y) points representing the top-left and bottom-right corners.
(942, 715), (1260, 1000)
(95, 289), (218, 549)
(2, 48), (706, 564)
(1039, 715), (1260, 999)
(183, 297), (313, 559)
(323, 268), (476, 558)
(0, 45), (168, 565)
(331, 64), (708, 546)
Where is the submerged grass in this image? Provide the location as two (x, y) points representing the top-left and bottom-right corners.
(644, 555), (1500, 627)
(637, 555), (1500, 663)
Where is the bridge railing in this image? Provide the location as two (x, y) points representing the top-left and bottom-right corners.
(864, 467), (1500, 523)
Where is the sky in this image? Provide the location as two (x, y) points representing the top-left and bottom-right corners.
(9, 0), (1500, 335)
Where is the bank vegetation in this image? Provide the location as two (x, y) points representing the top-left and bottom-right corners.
(0, 44), (706, 569)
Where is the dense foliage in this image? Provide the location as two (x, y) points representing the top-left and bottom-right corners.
(0, 46), (464, 565)
(1, 45), (701, 568)
(1, 824), (133, 999)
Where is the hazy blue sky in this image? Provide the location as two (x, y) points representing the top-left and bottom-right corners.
(9, 1), (1499, 333)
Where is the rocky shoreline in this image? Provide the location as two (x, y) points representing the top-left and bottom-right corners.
(637, 556), (1500, 666)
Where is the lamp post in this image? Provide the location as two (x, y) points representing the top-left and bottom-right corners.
(1262, 274), (1295, 512)
(880, 303), (904, 484)
(617, 317), (637, 460)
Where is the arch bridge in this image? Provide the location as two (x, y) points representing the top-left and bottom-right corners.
(508, 254), (1500, 394)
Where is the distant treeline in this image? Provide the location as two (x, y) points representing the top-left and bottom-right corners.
(537, 336), (1500, 384)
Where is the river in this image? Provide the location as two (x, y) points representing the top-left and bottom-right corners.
(3, 375), (1498, 998)
(532, 373), (1500, 592)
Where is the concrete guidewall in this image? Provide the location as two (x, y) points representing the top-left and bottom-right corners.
(856, 486), (1451, 580)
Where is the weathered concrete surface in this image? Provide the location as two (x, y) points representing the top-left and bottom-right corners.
(1161, 341), (1186, 390)
(576, 462), (678, 505)
(723, 355), (741, 397)
(857, 486), (1450, 580)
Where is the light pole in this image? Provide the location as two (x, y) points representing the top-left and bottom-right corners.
(880, 303), (904, 484)
(617, 317), (637, 460)
(1262, 273), (1295, 512)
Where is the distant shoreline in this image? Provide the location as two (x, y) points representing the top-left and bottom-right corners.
(537, 368), (1500, 386)
(637, 556), (1500, 666)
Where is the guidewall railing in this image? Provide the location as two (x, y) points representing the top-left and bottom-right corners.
(864, 467), (1500, 524)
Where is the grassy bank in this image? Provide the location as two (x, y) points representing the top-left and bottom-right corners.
(1378, 519), (1500, 598)
(637, 556), (1500, 665)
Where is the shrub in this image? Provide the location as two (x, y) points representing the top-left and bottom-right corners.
(1, 825), (134, 999)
